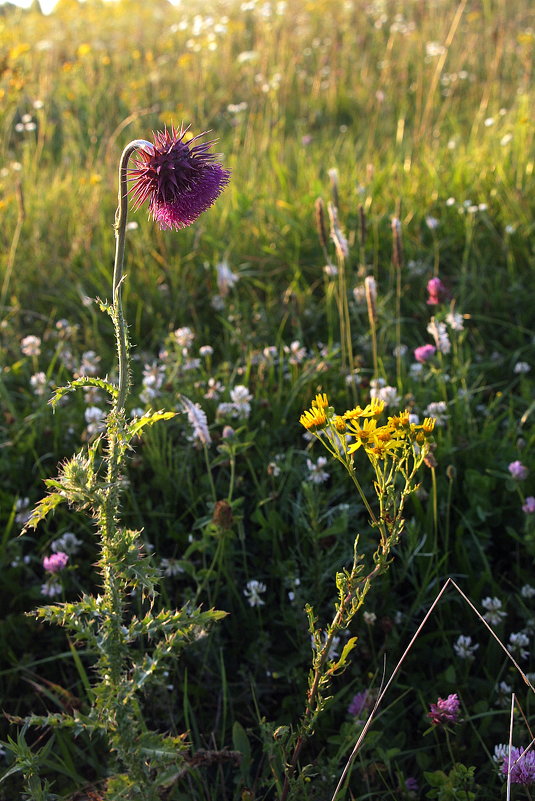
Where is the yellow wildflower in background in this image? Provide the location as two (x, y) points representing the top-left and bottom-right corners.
(344, 399), (385, 420)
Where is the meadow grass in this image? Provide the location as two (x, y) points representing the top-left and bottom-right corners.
(0, 0), (534, 798)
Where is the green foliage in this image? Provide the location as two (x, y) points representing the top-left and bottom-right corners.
(425, 763), (480, 800)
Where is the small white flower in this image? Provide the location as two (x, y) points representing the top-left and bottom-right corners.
(409, 362), (424, 380)
(41, 579), (63, 598)
(370, 383), (400, 408)
(15, 497), (31, 526)
(199, 345), (214, 357)
(30, 372), (48, 396)
(85, 406), (106, 435)
(393, 344), (408, 358)
(76, 350), (101, 377)
(230, 385), (253, 419)
(243, 579), (267, 607)
(514, 361), (531, 374)
(446, 312), (464, 331)
(482, 596), (507, 626)
(204, 377), (224, 400)
(142, 362), (166, 390)
(306, 456), (330, 484)
(160, 558), (185, 577)
(139, 386), (159, 405)
(363, 611), (376, 625)
(446, 197), (456, 206)
(424, 401), (448, 425)
(507, 631), (530, 660)
(427, 318), (451, 354)
(174, 327), (195, 349)
(453, 634), (479, 660)
(521, 584), (535, 599)
(324, 264), (338, 278)
(126, 220), (138, 231)
(286, 340), (307, 365)
(51, 532), (82, 555)
(312, 632), (340, 660)
(21, 335), (41, 357)
(216, 260), (240, 296)
(425, 215), (439, 230)
(495, 681), (513, 707)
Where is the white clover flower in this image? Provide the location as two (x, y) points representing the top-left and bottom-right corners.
(51, 532), (82, 555)
(507, 631), (530, 660)
(160, 558), (185, 577)
(199, 345), (214, 357)
(216, 402), (236, 419)
(514, 361), (531, 374)
(495, 681), (513, 707)
(363, 611), (377, 625)
(85, 406), (106, 435)
(243, 579), (266, 607)
(21, 335), (41, 357)
(521, 584), (535, 599)
(424, 401), (448, 425)
(370, 383), (400, 408)
(425, 215), (439, 230)
(174, 326), (195, 349)
(15, 497), (31, 526)
(409, 362), (424, 381)
(204, 377), (224, 400)
(139, 386), (159, 405)
(142, 362), (166, 390)
(453, 634), (479, 660)
(306, 456), (330, 484)
(427, 318), (451, 354)
(30, 372), (48, 396)
(446, 312), (464, 331)
(230, 385), (253, 418)
(41, 579), (63, 598)
(324, 264), (338, 278)
(76, 350), (101, 377)
(267, 461), (281, 477)
(482, 596), (507, 626)
(216, 259), (240, 296)
(286, 340), (307, 364)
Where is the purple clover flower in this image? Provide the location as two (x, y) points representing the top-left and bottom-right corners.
(347, 690), (371, 719)
(43, 551), (69, 573)
(129, 125), (230, 230)
(428, 693), (460, 726)
(501, 746), (535, 785)
(508, 460), (529, 481)
(414, 344), (436, 364)
(522, 496), (535, 514)
(426, 277), (447, 305)
(405, 777), (419, 792)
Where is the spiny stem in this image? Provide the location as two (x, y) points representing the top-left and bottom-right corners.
(113, 139), (151, 410)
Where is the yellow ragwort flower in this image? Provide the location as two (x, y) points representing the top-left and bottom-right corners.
(333, 415), (347, 433)
(311, 393), (329, 410)
(422, 417), (436, 434)
(347, 418), (378, 453)
(344, 398), (385, 420)
(299, 407), (327, 432)
(388, 410), (410, 429)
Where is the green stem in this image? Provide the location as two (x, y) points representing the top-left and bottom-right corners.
(113, 139), (151, 411)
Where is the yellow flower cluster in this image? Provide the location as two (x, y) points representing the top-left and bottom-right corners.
(299, 393), (436, 460)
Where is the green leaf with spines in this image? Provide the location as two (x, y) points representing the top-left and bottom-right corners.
(49, 376), (118, 408)
(22, 492), (65, 532)
(126, 410), (176, 440)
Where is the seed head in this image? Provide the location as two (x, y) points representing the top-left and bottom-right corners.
(129, 125), (230, 230)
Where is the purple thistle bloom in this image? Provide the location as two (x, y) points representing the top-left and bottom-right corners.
(428, 693), (460, 725)
(129, 125), (230, 230)
(508, 460), (529, 481)
(43, 551), (69, 573)
(501, 746), (535, 785)
(414, 344), (436, 363)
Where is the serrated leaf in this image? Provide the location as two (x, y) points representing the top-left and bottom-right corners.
(22, 493), (65, 532)
(127, 410), (176, 439)
(50, 376), (118, 407)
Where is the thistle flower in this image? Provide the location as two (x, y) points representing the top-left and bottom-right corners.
(129, 125), (230, 230)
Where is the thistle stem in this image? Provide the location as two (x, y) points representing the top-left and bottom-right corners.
(113, 139), (152, 410)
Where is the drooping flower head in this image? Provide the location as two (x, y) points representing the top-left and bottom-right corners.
(129, 125), (230, 230)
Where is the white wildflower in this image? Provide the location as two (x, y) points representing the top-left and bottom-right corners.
(363, 611), (376, 625)
(76, 350), (100, 377)
(216, 260), (240, 296)
(160, 558), (185, 577)
(370, 381), (400, 408)
(30, 372), (48, 396)
(199, 345), (214, 357)
(174, 327), (195, 349)
(21, 335), (41, 357)
(424, 401), (448, 425)
(85, 406), (106, 435)
(286, 340), (307, 364)
(482, 596), (507, 626)
(521, 584), (535, 599)
(306, 456), (330, 484)
(51, 532), (82, 555)
(15, 497), (31, 526)
(230, 385), (253, 418)
(514, 361), (531, 374)
(41, 579), (63, 598)
(427, 318), (451, 354)
(507, 631), (530, 660)
(446, 312), (464, 331)
(142, 362), (166, 390)
(243, 579), (266, 607)
(453, 634), (479, 660)
(204, 377), (224, 400)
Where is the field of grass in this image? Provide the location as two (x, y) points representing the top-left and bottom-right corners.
(0, 0), (534, 798)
